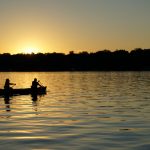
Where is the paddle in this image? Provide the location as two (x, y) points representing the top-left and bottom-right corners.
(11, 84), (16, 88)
(38, 81), (44, 87)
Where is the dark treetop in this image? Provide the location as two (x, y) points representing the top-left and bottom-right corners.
(0, 48), (150, 71)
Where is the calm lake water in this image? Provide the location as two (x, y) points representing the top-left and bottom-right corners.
(0, 72), (150, 150)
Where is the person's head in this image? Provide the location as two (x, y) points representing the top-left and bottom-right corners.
(6, 78), (9, 82)
(34, 78), (37, 82)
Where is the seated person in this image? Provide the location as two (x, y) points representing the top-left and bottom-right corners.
(4, 78), (16, 90)
(31, 78), (42, 91)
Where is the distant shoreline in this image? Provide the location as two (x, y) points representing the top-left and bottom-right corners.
(0, 48), (150, 71)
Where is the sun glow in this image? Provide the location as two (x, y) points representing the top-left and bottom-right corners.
(22, 47), (39, 54)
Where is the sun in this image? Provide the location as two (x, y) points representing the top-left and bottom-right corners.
(23, 47), (39, 54)
(24, 48), (35, 54)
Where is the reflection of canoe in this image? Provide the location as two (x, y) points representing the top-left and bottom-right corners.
(0, 86), (47, 96)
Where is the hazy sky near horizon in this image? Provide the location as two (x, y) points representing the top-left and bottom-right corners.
(0, 0), (150, 54)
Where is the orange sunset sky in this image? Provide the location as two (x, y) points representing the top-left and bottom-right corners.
(0, 0), (150, 54)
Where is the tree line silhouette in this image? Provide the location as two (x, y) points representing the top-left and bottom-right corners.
(0, 48), (150, 71)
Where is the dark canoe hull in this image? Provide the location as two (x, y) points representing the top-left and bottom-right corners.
(0, 87), (46, 96)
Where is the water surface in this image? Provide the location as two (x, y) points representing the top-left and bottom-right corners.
(0, 72), (150, 150)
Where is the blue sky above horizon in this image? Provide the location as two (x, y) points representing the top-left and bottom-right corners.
(0, 0), (150, 54)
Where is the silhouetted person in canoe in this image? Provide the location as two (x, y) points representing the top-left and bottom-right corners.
(31, 78), (42, 94)
(4, 79), (16, 95)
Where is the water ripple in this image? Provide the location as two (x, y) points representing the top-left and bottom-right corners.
(0, 72), (150, 149)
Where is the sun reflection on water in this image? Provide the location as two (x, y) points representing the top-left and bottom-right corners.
(0, 72), (150, 149)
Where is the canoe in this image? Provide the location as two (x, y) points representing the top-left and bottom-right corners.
(0, 86), (46, 96)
